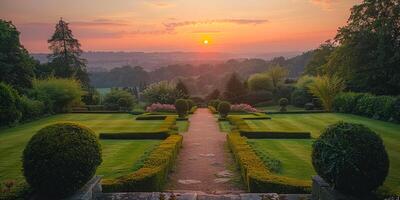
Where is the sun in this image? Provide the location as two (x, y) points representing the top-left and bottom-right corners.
(203, 40), (209, 45)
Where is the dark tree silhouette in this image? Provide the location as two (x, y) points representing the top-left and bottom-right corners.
(206, 89), (220, 101)
(175, 79), (189, 98)
(48, 18), (89, 87)
(223, 73), (247, 103)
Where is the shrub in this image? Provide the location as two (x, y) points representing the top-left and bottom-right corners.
(102, 135), (183, 192)
(30, 78), (84, 113)
(208, 106), (217, 114)
(307, 75), (345, 111)
(279, 98), (288, 112)
(175, 99), (189, 118)
(218, 101), (231, 118)
(231, 104), (259, 113)
(186, 99), (195, 109)
(103, 89), (135, 111)
(393, 96), (400, 122)
(20, 96), (45, 121)
(291, 89), (312, 107)
(248, 73), (273, 91)
(142, 81), (186, 104)
(333, 92), (361, 113)
(208, 99), (221, 110)
(0, 82), (21, 126)
(312, 122), (389, 195)
(304, 103), (314, 110)
(22, 123), (102, 198)
(145, 103), (175, 113)
(240, 91), (273, 105)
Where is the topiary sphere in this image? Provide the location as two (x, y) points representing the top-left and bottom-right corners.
(279, 98), (289, 112)
(175, 99), (188, 118)
(218, 101), (231, 118)
(23, 123), (102, 198)
(312, 122), (389, 195)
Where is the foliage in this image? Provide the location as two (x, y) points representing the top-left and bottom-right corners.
(304, 103), (314, 110)
(175, 99), (188, 118)
(102, 135), (183, 192)
(142, 81), (185, 104)
(205, 89), (220, 101)
(223, 73), (247, 103)
(175, 79), (189, 98)
(312, 122), (389, 195)
(145, 103), (175, 113)
(0, 82), (21, 126)
(333, 92), (398, 122)
(0, 20), (36, 92)
(248, 73), (273, 91)
(186, 99), (195, 109)
(295, 75), (316, 90)
(304, 41), (335, 76)
(20, 95), (45, 121)
(307, 75), (345, 111)
(208, 99), (221, 109)
(291, 89), (312, 107)
(326, 0), (400, 95)
(279, 98), (289, 112)
(82, 87), (100, 105)
(266, 65), (289, 91)
(218, 101), (231, 118)
(30, 77), (84, 113)
(227, 132), (311, 193)
(22, 123), (102, 198)
(103, 89), (135, 110)
(90, 65), (149, 88)
(240, 91), (273, 105)
(48, 19), (89, 87)
(231, 104), (259, 113)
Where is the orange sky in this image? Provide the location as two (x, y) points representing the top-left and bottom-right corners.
(0, 0), (361, 53)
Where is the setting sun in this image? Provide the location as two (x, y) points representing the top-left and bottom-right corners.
(203, 40), (209, 45)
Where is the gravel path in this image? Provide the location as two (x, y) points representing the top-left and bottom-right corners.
(166, 108), (242, 193)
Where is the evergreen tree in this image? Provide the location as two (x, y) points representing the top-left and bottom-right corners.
(223, 73), (247, 103)
(175, 79), (189, 98)
(206, 89), (220, 101)
(0, 19), (36, 92)
(48, 18), (89, 87)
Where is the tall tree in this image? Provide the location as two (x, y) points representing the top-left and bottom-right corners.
(308, 75), (345, 111)
(266, 65), (289, 91)
(328, 0), (400, 95)
(48, 18), (89, 87)
(0, 19), (36, 92)
(223, 73), (247, 103)
(175, 79), (189, 98)
(305, 41), (335, 76)
(206, 89), (220, 101)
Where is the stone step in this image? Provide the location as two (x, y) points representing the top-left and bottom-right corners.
(95, 192), (311, 200)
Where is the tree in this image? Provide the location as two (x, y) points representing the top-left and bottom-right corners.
(0, 19), (36, 92)
(266, 65), (289, 91)
(247, 73), (273, 91)
(223, 73), (247, 103)
(142, 81), (185, 104)
(308, 75), (345, 111)
(304, 41), (335, 76)
(175, 79), (189, 98)
(48, 19), (89, 87)
(327, 0), (400, 95)
(206, 89), (220, 101)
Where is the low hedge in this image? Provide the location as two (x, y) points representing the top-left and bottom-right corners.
(227, 115), (251, 130)
(208, 106), (217, 114)
(227, 132), (311, 193)
(102, 135), (183, 192)
(333, 92), (399, 123)
(189, 106), (197, 114)
(240, 130), (311, 139)
(99, 131), (170, 139)
(135, 115), (167, 120)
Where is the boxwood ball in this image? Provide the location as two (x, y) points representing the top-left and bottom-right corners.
(23, 122), (102, 198)
(312, 122), (389, 195)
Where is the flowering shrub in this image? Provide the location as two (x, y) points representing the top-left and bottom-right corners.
(146, 103), (176, 112)
(231, 104), (259, 113)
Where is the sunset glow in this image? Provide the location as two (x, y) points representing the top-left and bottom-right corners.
(0, 0), (362, 53)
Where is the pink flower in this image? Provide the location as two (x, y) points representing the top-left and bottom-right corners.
(146, 103), (176, 112)
(231, 104), (259, 113)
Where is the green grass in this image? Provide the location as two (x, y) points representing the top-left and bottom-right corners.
(256, 105), (306, 112)
(241, 113), (400, 195)
(0, 113), (174, 183)
(219, 121), (231, 132)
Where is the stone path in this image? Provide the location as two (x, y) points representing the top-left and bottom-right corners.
(166, 108), (242, 193)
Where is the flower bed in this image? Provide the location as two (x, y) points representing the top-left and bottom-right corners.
(145, 103), (176, 113)
(231, 104), (259, 113)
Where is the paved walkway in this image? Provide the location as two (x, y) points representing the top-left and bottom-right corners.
(166, 108), (241, 193)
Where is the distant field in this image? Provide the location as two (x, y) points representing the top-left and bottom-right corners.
(222, 113), (400, 195)
(0, 114), (186, 183)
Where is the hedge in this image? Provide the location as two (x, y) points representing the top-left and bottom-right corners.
(227, 132), (311, 193)
(135, 115), (167, 120)
(333, 92), (399, 122)
(102, 135), (183, 192)
(239, 131), (311, 139)
(208, 106), (217, 114)
(189, 106), (197, 114)
(99, 131), (170, 139)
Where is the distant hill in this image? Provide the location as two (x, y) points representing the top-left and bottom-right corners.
(31, 51), (303, 72)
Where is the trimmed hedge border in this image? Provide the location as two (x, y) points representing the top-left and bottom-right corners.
(208, 106), (218, 114)
(227, 132), (311, 193)
(102, 135), (183, 192)
(266, 110), (328, 114)
(99, 131), (169, 139)
(239, 130), (311, 139)
(135, 115), (167, 120)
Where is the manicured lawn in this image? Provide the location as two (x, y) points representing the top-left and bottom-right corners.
(256, 105), (305, 112)
(0, 114), (177, 183)
(242, 113), (400, 195)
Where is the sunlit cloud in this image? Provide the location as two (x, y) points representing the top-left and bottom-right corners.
(310, 0), (338, 10)
(163, 19), (268, 31)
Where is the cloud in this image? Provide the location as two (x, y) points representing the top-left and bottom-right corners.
(146, 0), (174, 7)
(310, 0), (338, 10)
(163, 19), (268, 31)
